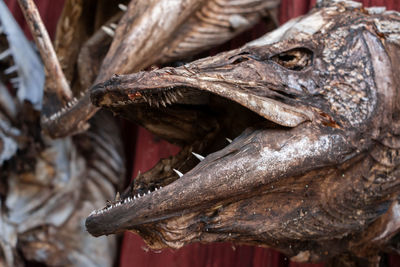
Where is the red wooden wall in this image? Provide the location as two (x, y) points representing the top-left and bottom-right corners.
(4, 0), (400, 266)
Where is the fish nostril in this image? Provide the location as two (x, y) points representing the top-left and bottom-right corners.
(231, 57), (249, 65)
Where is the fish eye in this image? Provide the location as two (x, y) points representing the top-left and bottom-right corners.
(271, 47), (313, 71)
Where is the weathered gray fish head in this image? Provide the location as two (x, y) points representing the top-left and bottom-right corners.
(87, 1), (400, 262)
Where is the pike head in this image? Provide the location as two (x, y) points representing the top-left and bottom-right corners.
(87, 1), (400, 261)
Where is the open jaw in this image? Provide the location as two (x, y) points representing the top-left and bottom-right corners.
(85, 43), (360, 257)
(85, 2), (400, 260)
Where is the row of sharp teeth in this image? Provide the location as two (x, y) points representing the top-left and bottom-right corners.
(111, 89), (183, 108)
(89, 185), (163, 216)
(39, 2), (125, 123)
(145, 89), (183, 108)
(41, 91), (86, 123)
(89, 151), (205, 216)
(88, 144), (234, 217)
(100, 4), (128, 37)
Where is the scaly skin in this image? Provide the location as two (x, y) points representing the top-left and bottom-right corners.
(87, 1), (400, 264)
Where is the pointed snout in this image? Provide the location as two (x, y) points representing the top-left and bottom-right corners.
(86, 124), (353, 236)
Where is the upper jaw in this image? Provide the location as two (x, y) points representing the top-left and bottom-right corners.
(90, 49), (315, 128)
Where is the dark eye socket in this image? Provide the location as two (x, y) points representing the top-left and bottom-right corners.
(271, 48), (313, 71)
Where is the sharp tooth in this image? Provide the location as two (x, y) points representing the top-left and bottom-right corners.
(177, 90), (183, 98)
(134, 195), (136, 200)
(226, 138), (232, 143)
(173, 169), (183, 178)
(73, 97), (78, 102)
(155, 188), (158, 191)
(115, 192), (120, 201)
(110, 23), (118, 29)
(170, 93), (178, 102)
(0, 49), (12, 60)
(89, 210), (95, 216)
(167, 92), (173, 102)
(118, 3), (128, 11)
(148, 190), (151, 194)
(80, 91), (85, 97)
(4, 65), (18, 75)
(161, 100), (166, 107)
(192, 152), (205, 161)
(101, 26), (115, 37)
